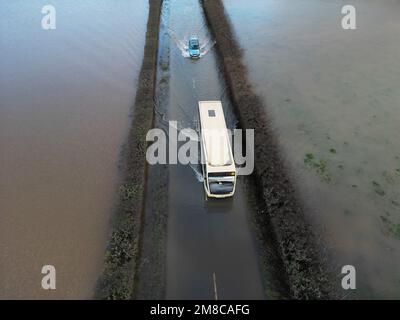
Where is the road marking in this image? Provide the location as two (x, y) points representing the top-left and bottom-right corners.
(213, 272), (218, 300)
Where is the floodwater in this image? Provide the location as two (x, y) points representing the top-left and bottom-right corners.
(223, 0), (400, 298)
(0, 0), (148, 298)
(158, 0), (270, 299)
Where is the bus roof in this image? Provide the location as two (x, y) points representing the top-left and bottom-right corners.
(198, 101), (235, 170)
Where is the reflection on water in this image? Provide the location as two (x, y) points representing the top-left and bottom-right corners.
(0, 0), (148, 298)
(223, 0), (400, 298)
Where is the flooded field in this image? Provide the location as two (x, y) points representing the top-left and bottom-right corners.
(223, 0), (400, 298)
(0, 0), (148, 298)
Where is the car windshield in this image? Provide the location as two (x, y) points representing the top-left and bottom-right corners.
(190, 40), (199, 50)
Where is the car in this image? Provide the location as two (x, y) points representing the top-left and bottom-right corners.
(188, 37), (200, 58)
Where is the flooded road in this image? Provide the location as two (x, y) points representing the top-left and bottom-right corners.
(223, 0), (400, 298)
(157, 0), (267, 299)
(0, 0), (148, 298)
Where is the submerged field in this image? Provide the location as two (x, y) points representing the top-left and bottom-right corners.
(223, 0), (400, 298)
(0, 0), (148, 298)
(1, 0), (399, 300)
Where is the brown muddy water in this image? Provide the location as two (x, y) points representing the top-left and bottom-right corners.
(223, 0), (400, 298)
(0, 0), (148, 298)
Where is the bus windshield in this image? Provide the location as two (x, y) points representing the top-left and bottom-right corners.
(209, 181), (234, 195)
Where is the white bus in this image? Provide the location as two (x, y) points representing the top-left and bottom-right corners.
(198, 101), (236, 198)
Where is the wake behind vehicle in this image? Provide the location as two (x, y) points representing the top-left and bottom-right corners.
(188, 36), (200, 58)
(198, 101), (236, 198)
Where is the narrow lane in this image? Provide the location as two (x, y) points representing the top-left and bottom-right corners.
(159, 0), (265, 299)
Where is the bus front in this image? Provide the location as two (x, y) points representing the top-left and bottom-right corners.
(206, 168), (236, 198)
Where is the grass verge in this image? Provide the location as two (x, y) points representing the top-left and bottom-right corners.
(201, 0), (336, 299)
(94, 0), (163, 300)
